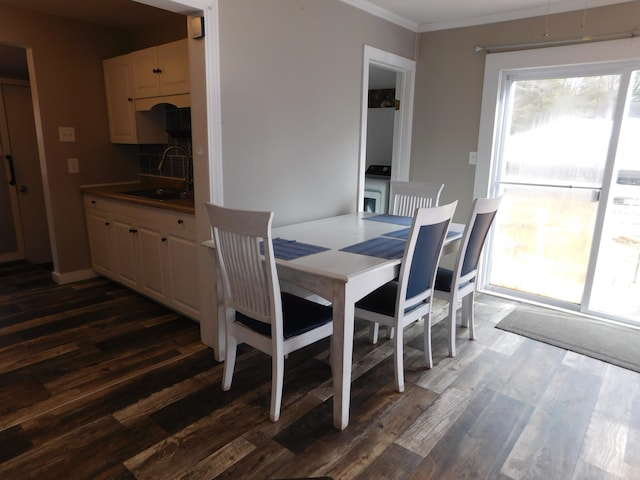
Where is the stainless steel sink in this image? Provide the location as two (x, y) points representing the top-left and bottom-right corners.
(122, 188), (191, 200)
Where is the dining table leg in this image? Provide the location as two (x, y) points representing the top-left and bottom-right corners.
(331, 283), (355, 430)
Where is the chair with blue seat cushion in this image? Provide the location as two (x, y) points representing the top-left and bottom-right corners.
(389, 181), (444, 216)
(434, 196), (502, 357)
(354, 201), (457, 392)
(205, 203), (333, 422)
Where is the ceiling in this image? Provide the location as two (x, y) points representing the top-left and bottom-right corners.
(0, 0), (181, 31)
(350, 0), (635, 32)
(0, 0), (636, 33)
(0, 0), (635, 77)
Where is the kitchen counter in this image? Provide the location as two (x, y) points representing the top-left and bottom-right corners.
(81, 181), (195, 215)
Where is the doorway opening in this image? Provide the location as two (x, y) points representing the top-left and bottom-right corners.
(358, 45), (416, 212)
(0, 44), (52, 265)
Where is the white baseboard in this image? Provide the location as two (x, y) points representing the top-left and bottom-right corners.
(52, 268), (98, 285)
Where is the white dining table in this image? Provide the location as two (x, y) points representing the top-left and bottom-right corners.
(270, 212), (463, 430)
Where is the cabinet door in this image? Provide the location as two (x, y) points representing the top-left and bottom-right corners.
(103, 56), (136, 144)
(111, 216), (139, 289)
(137, 223), (168, 303)
(85, 210), (114, 276)
(157, 40), (190, 96)
(130, 46), (160, 99)
(166, 233), (200, 319)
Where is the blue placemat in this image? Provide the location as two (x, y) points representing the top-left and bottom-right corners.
(262, 238), (330, 261)
(363, 214), (413, 226)
(383, 228), (461, 240)
(383, 228), (411, 239)
(340, 236), (406, 259)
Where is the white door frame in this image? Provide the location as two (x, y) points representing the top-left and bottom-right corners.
(136, 0), (225, 357)
(358, 46), (416, 211)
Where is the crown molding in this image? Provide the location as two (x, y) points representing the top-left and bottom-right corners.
(339, 0), (418, 32)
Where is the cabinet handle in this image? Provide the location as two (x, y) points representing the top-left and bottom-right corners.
(177, 219), (184, 225)
(153, 68), (162, 74)
(91, 200), (97, 205)
(161, 237), (167, 242)
(129, 228), (138, 234)
(105, 222), (110, 226)
(128, 97), (133, 102)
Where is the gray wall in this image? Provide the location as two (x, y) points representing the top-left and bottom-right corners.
(410, 0), (640, 223)
(218, 0), (415, 226)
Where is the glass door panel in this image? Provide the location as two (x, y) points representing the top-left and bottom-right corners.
(491, 185), (599, 303)
(588, 70), (640, 322)
(489, 73), (620, 307)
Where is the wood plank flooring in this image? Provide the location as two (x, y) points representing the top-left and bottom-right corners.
(1, 260), (640, 479)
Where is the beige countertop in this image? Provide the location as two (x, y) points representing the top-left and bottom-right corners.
(81, 180), (195, 215)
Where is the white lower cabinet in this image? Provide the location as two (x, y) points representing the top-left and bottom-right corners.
(165, 232), (200, 319)
(83, 195), (200, 321)
(85, 208), (114, 277)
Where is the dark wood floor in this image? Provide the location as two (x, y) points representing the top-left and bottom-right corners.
(1, 261), (640, 479)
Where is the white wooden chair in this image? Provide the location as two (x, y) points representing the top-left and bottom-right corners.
(354, 201), (457, 392)
(205, 203), (333, 422)
(389, 181), (444, 216)
(434, 197), (502, 357)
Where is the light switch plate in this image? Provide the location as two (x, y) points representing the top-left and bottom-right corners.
(469, 151), (477, 165)
(59, 126), (76, 142)
(67, 158), (79, 173)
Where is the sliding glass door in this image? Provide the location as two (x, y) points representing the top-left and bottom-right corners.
(587, 69), (640, 321)
(486, 66), (640, 324)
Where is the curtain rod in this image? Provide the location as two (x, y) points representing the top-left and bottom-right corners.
(474, 31), (638, 54)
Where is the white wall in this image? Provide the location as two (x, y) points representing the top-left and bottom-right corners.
(366, 108), (394, 166)
(218, 0), (415, 226)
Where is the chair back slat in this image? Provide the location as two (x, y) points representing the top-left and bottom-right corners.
(389, 181), (444, 216)
(206, 204), (280, 326)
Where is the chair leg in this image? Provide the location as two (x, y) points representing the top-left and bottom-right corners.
(423, 314), (433, 369)
(393, 323), (405, 392)
(222, 336), (237, 391)
(460, 294), (470, 328)
(462, 292), (476, 340)
(369, 322), (380, 344)
(270, 354), (285, 422)
(448, 294), (457, 358)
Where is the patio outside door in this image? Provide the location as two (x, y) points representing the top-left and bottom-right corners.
(486, 67), (640, 324)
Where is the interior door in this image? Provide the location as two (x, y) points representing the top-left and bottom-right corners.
(1, 83), (51, 264)
(0, 131), (23, 261)
(0, 83), (25, 262)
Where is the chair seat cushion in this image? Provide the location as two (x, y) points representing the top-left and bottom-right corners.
(236, 292), (332, 339)
(435, 267), (453, 292)
(355, 281), (398, 316)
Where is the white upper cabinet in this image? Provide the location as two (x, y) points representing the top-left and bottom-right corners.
(103, 55), (137, 144)
(103, 39), (189, 144)
(130, 39), (190, 99)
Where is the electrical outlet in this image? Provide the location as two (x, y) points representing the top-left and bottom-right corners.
(469, 151), (477, 165)
(59, 126), (76, 142)
(67, 158), (79, 173)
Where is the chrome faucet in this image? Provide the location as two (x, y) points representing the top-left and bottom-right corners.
(158, 145), (193, 193)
